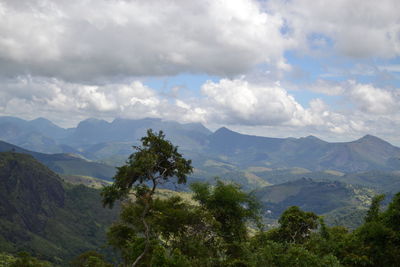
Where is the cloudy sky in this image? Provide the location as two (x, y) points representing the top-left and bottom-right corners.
(1, 0), (400, 144)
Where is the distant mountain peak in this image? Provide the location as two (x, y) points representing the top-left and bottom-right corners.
(357, 134), (387, 144)
(212, 126), (243, 139)
(29, 117), (62, 128)
(300, 135), (325, 143)
(214, 126), (234, 134)
(360, 134), (378, 140)
(30, 117), (51, 123)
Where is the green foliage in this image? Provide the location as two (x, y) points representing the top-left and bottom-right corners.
(364, 194), (385, 223)
(106, 179), (262, 266)
(323, 206), (367, 230)
(101, 129), (193, 266)
(9, 252), (51, 267)
(248, 239), (342, 267)
(0, 252), (16, 266)
(319, 217), (330, 240)
(106, 195), (222, 266)
(149, 246), (191, 267)
(0, 152), (119, 264)
(255, 178), (375, 229)
(70, 250), (113, 267)
(99, 130), (400, 266)
(101, 129), (193, 208)
(273, 206), (319, 244)
(249, 208), (345, 266)
(191, 180), (261, 259)
(6, 129), (400, 266)
(351, 192), (400, 266)
(383, 192), (400, 231)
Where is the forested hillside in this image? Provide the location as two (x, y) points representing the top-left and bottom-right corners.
(0, 141), (116, 181)
(0, 152), (119, 265)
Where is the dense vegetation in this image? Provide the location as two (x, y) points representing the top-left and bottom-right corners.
(0, 152), (119, 265)
(3, 189), (400, 266)
(100, 180), (400, 266)
(96, 130), (400, 266)
(1, 128), (400, 266)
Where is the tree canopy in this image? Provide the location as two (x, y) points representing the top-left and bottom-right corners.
(101, 129), (193, 208)
(96, 130), (400, 267)
(101, 129), (193, 266)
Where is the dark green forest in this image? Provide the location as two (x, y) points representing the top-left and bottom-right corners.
(1, 130), (400, 266)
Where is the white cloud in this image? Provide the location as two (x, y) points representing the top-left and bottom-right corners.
(201, 78), (306, 125)
(0, 76), (209, 127)
(348, 81), (397, 114)
(1, 0), (400, 144)
(198, 78), (358, 135)
(0, 76), (353, 134)
(0, 77), (157, 124)
(268, 0), (400, 58)
(1, 75), (400, 145)
(307, 79), (398, 115)
(0, 0), (290, 81)
(309, 79), (345, 96)
(198, 78), (400, 141)
(297, 79), (400, 143)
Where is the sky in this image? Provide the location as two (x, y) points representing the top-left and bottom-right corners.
(0, 0), (400, 145)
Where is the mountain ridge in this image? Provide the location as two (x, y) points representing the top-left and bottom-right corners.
(1, 116), (399, 173)
(206, 127), (400, 172)
(0, 140), (116, 180)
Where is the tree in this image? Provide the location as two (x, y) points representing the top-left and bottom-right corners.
(364, 194), (385, 223)
(70, 251), (112, 267)
(150, 196), (222, 263)
(353, 192), (400, 266)
(191, 180), (261, 260)
(383, 192), (400, 231)
(101, 129), (193, 266)
(9, 252), (51, 267)
(271, 206), (319, 244)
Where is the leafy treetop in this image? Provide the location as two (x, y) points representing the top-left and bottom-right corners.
(101, 129), (193, 208)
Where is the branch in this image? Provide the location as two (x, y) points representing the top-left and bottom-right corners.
(131, 179), (157, 267)
(128, 190), (138, 198)
(131, 199), (151, 267)
(150, 178), (157, 196)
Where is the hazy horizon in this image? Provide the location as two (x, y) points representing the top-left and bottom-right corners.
(2, 114), (399, 146)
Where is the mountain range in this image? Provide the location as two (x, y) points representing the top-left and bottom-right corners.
(2, 117), (400, 263)
(1, 116), (399, 175)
